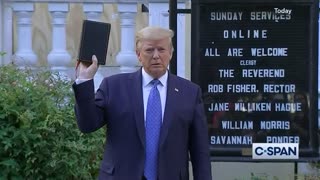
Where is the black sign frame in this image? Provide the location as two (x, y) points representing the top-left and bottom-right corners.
(191, 0), (319, 161)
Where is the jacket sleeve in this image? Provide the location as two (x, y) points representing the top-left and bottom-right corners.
(72, 79), (108, 133)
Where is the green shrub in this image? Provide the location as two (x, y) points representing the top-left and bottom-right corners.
(0, 65), (105, 179)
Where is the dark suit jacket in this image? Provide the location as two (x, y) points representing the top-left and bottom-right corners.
(73, 69), (212, 180)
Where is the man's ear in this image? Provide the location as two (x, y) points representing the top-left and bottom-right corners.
(136, 50), (142, 62)
(169, 51), (173, 60)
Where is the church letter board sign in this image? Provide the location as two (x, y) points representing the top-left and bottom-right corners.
(191, 0), (319, 160)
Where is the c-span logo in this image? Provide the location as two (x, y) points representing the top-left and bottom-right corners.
(252, 143), (299, 159)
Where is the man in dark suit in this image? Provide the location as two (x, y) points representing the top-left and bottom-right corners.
(73, 26), (212, 180)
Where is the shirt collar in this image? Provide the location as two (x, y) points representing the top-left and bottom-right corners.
(142, 68), (168, 87)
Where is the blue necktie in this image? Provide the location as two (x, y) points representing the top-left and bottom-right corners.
(144, 79), (162, 180)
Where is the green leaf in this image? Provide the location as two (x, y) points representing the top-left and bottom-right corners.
(0, 159), (19, 167)
(0, 51), (6, 56)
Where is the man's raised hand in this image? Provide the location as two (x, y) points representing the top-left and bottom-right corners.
(76, 55), (99, 79)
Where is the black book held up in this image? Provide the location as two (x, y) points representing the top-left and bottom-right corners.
(78, 20), (111, 65)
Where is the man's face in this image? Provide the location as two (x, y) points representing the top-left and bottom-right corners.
(136, 38), (172, 78)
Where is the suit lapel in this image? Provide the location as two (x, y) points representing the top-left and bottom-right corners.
(160, 73), (178, 148)
(128, 71), (178, 149)
(128, 69), (145, 148)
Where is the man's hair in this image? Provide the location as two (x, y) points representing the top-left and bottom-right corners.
(135, 26), (174, 52)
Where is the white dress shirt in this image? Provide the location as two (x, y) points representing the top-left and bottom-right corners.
(141, 68), (168, 123)
(75, 78), (91, 84)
